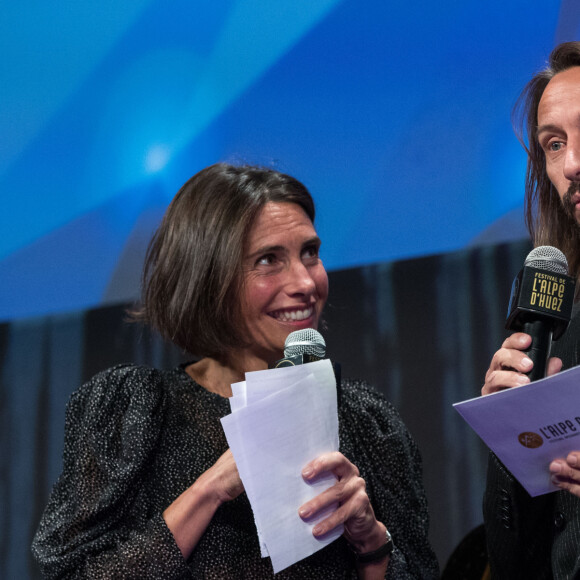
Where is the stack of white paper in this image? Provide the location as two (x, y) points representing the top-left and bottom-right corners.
(220, 359), (342, 573)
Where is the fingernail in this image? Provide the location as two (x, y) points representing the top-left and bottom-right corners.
(569, 454), (578, 466)
(522, 357), (533, 369)
(302, 467), (313, 478)
(312, 524), (323, 536)
(299, 507), (311, 518)
(515, 375), (530, 386)
(550, 460), (563, 474)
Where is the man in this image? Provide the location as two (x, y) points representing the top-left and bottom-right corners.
(482, 41), (580, 579)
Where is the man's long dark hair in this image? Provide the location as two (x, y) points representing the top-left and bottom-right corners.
(514, 41), (580, 282)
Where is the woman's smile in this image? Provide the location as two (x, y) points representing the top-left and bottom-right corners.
(240, 201), (329, 364)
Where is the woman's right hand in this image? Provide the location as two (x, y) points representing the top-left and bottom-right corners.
(164, 449), (243, 558)
(481, 332), (562, 396)
(206, 449), (244, 504)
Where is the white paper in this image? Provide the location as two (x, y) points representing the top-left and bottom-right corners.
(229, 381), (247, 412)
(454, 364), (580, 496)
(221, 359), (341, 573)
(220, 400), (270, 557)
(242, 361), (337, 406)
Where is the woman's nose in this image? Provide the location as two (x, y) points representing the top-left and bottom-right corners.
(286, 261), (316, 295)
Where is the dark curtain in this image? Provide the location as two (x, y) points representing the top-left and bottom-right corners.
(0, 239), (532, 578)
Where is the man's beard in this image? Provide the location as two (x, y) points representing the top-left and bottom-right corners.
(562, 182), (580, 223)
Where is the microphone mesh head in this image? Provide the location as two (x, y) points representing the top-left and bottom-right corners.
(284, 329), (326, 358)
(524, 246), (568, 275)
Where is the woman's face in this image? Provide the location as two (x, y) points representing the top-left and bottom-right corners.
(240, 201), (329, 365)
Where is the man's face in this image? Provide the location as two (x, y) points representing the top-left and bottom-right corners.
(537, 66), (580, 223)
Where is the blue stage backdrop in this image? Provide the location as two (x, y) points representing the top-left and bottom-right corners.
(0, 0), (577, 321)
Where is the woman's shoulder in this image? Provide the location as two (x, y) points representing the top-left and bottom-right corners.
(67, 364), (179, 426)
(338, 377), (417, 446)
(339, 377), (399, 417)
(73, 362), (165, 397)
(62, 365), (186, 468)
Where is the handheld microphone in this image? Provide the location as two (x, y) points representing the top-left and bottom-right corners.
(269, 328), (342, 387)
(505, 246), (576, 381)
(270, 329), (327, 368)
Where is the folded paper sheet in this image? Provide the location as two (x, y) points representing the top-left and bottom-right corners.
(454, 364), (580, 496)
(221, 359), (341, 573)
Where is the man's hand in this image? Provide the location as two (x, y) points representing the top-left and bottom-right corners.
(550, 453), (580, 497)
(482, 332), (562, 395)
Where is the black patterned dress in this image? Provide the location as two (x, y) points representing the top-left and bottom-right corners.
(32, 364), (438, 579)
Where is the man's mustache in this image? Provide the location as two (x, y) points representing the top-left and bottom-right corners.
(562, 182), (580, 218)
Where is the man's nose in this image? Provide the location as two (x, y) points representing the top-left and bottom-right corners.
(564, 139), (580, 181)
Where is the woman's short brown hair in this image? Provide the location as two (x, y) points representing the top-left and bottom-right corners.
(135, 162), (316, 360)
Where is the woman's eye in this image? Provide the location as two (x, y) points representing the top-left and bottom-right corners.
(256, 254), (276, 266)
(302, 245), (319, 260)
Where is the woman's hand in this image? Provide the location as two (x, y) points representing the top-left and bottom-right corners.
(164, 449), (243, 558)
(206, 448), (244, 504)
(298, 452), (387, 554)
(481, 332), (562, 395)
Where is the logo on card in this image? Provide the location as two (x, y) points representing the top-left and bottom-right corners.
(518, 432), (544, 448)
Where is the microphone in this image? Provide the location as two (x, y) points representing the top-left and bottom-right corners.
(270, 329), (327, 368)
(505, 245), (576, 381)
(269, 329), (342, 387)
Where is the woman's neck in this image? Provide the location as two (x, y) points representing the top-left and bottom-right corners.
(186, 351), (272, 398)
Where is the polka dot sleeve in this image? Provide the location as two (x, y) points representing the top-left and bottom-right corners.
(31, 365), (190, 579)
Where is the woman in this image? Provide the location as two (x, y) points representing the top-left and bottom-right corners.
(32, 163), (438, 578)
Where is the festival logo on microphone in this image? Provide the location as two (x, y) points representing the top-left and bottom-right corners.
(506, 264), (575, 339)
(529, 272), (566, 312)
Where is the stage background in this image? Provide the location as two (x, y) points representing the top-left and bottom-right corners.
(2, 0), (575, 321)
(1, 0), (578, 577)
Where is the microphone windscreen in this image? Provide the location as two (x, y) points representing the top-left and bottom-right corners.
(505, 244), (575, 342)
(284, 329), (326, 358)
(524, 246), (568, 275)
